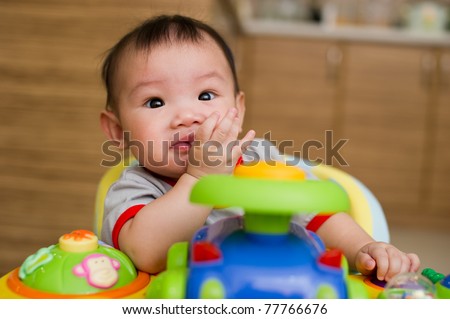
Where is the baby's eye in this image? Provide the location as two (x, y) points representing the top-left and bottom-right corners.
(198, 92), (216, 101)
(144, 98), (164, 109)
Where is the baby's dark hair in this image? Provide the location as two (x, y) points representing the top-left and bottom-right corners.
(101, 14), (240, 112)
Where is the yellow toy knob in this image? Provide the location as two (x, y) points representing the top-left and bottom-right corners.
(234, 161), (306, 181)
(59, 230), (98, 253)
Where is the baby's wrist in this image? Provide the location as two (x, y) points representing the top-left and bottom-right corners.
(183, 169), (202, 181)
(186, 164), (214, 180)
(173, 172), (201, 191)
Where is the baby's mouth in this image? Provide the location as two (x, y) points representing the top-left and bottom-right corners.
(171, 132), (195, 151)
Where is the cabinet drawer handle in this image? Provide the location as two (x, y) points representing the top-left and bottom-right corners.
(326, 45), (343, 82)
(421, 51), (437, 87)
(439, 53), (450, 88)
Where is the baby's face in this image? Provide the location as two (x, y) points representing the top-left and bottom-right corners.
(113, 36), (244, 178)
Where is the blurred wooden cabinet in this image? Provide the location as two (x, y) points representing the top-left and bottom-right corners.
(241, 36), (449, 229)
(241, 36), (339, 162)
(340, 44), (429, 226)
(341, 45), (450, 229)
(428, 49), (450, 225)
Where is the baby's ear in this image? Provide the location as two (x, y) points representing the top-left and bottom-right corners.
(100, 110), (125, 149)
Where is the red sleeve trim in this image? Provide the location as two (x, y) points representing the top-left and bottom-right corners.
(236, 156), (244, 167)
(112, 204), (146, 250)
(306, 213), (333, 233)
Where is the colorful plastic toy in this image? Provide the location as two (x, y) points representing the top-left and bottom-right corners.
(146, 161), (369, 298)
(422, 268), (450, 299)
(380, 272), (437, 299)
(0, 230), (149, 298)
(1, 159), (446, 299)
(376, 268), (450, 299)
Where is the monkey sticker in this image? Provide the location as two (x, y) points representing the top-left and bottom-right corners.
(73, 254), (120, 289)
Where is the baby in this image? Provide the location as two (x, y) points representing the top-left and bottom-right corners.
(99, 15), (420, 280)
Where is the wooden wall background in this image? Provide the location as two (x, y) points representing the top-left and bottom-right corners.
(0, 0), (233, 276)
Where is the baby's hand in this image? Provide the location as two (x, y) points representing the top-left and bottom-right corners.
(186, 108), (255, 179)
(355, 242), (420, 281)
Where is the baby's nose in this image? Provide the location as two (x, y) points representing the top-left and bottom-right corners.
(170, 108), (207, 128)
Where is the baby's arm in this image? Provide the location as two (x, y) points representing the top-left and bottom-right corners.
(118, 108), (255, 274)
(316, 212), (420, 281)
